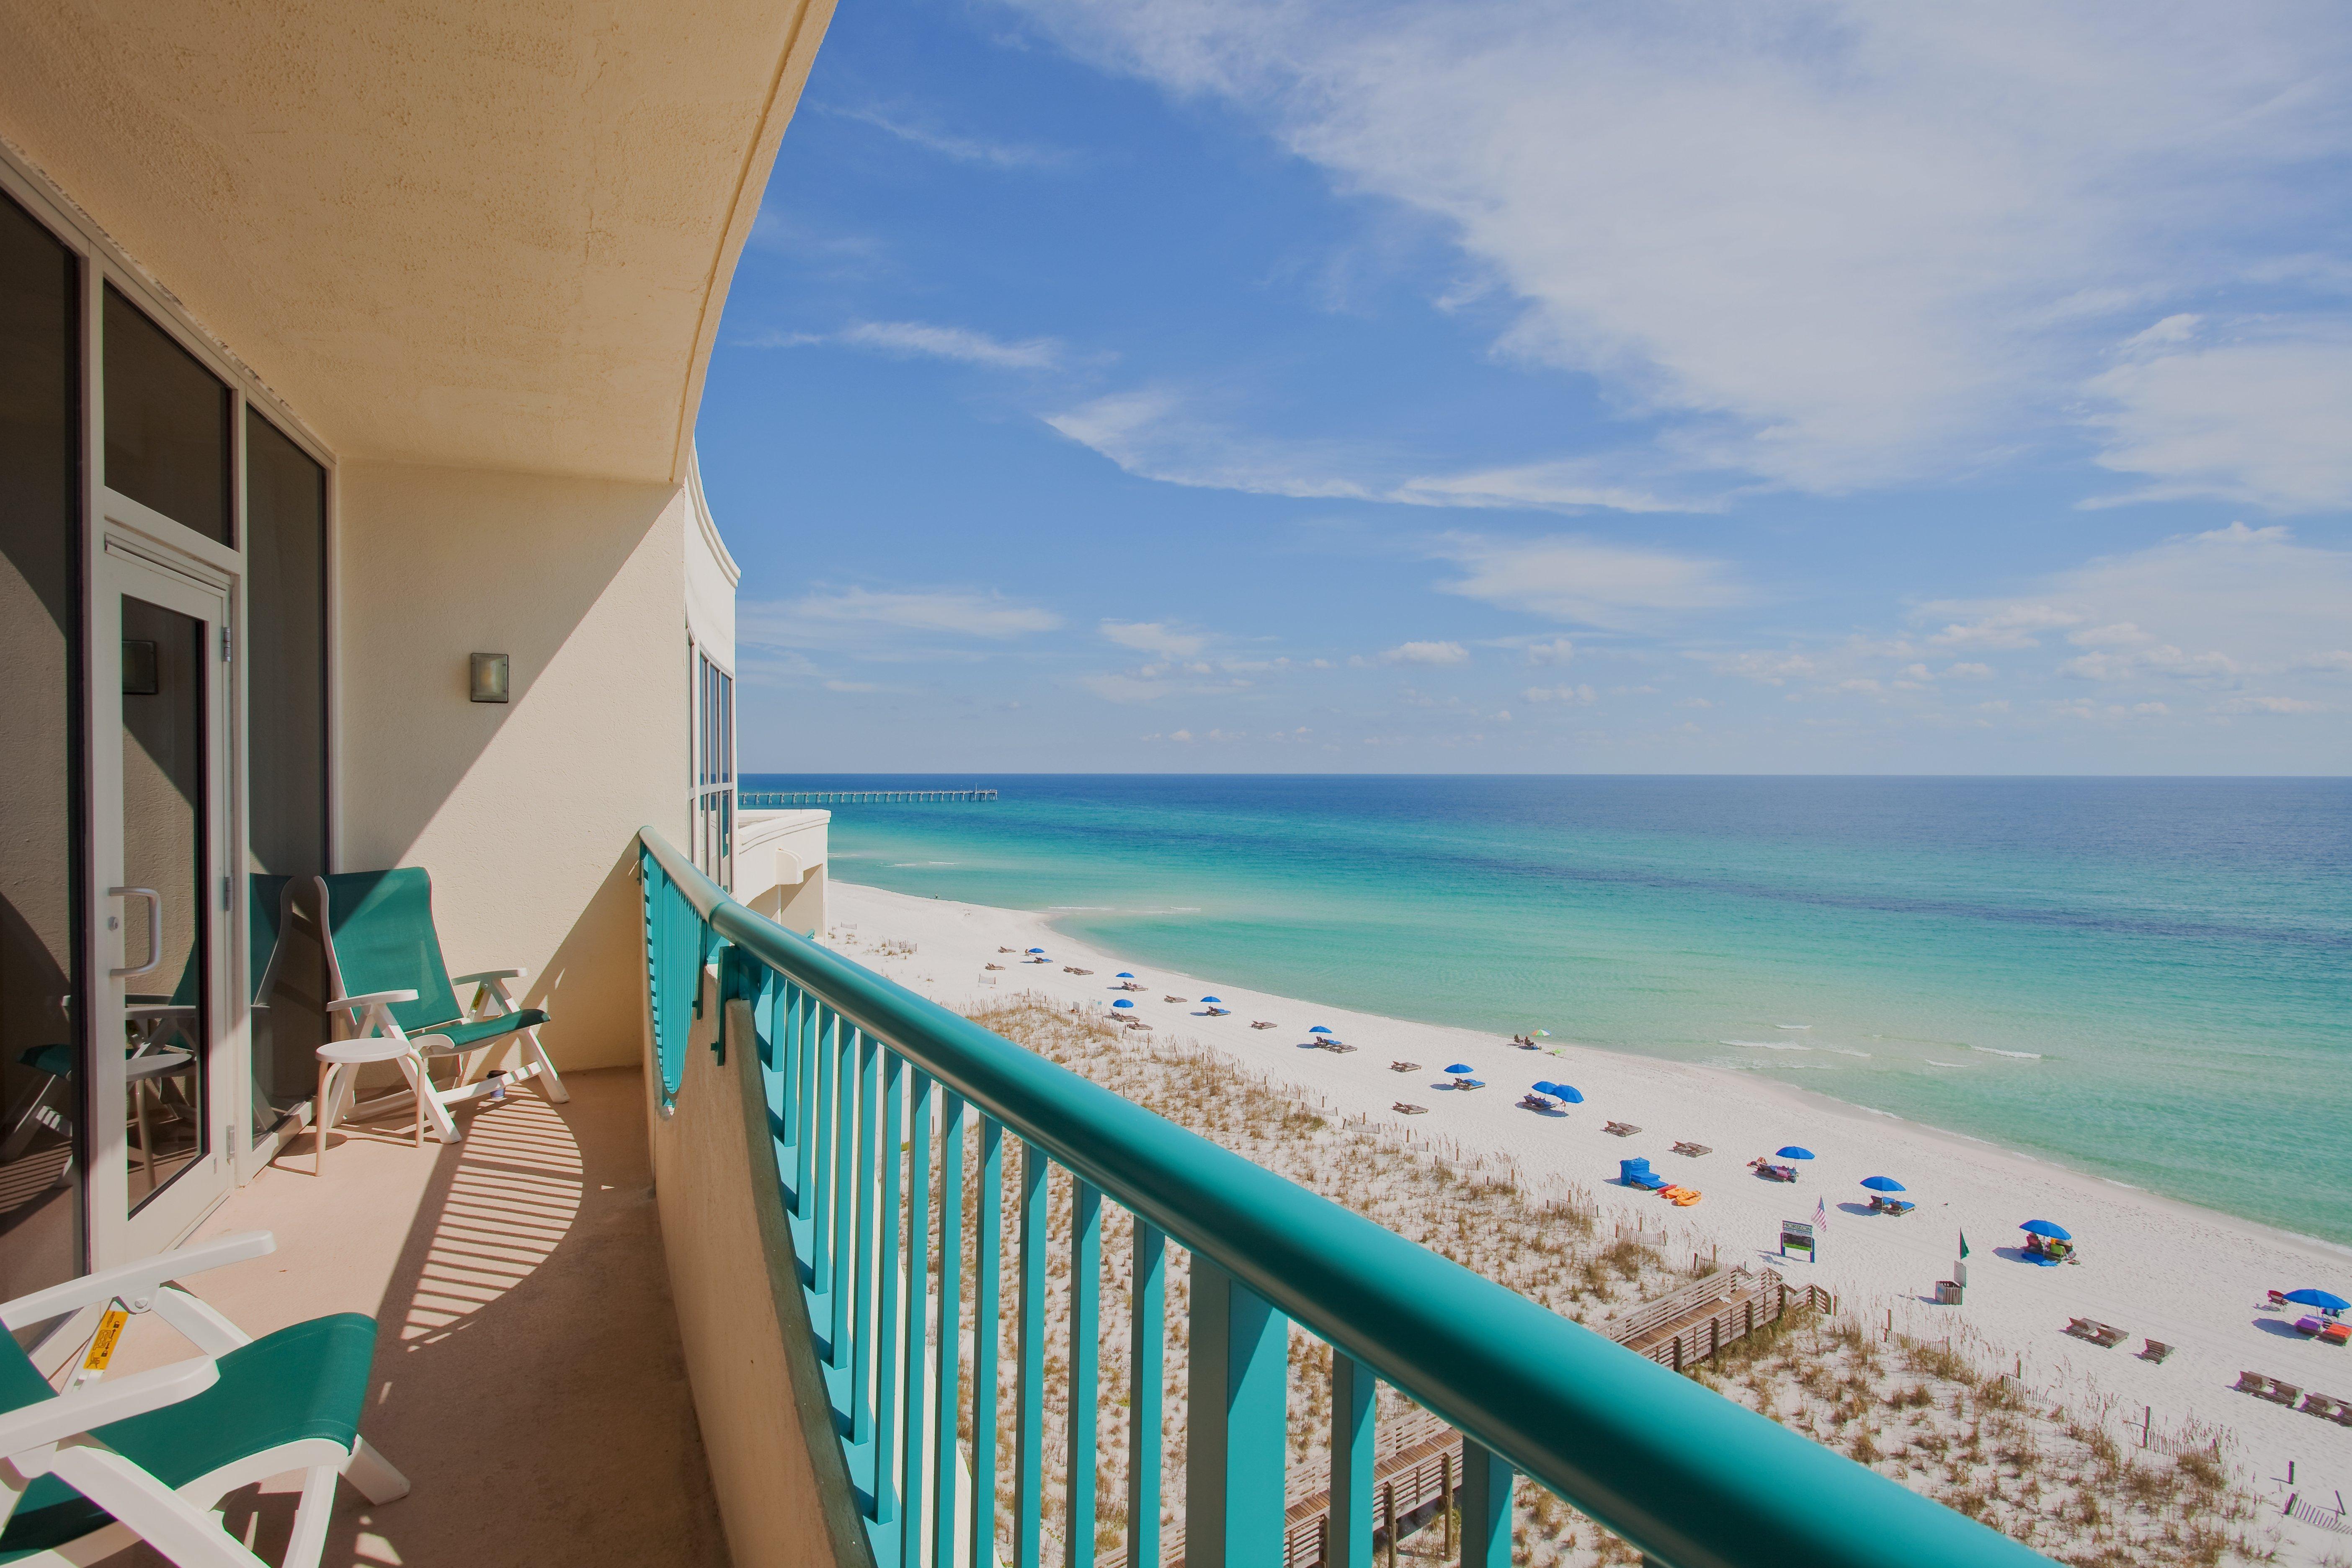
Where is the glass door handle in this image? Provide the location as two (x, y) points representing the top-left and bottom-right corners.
(109, 887), (162, 978)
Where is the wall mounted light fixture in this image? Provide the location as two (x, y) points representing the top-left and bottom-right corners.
(469, 652), (510, 704)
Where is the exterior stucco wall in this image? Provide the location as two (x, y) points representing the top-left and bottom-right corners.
(338, 462), (690, 1070)
(647, 982), (871, 1568)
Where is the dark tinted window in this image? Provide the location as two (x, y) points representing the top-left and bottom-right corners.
(0, 191), (86, 1295)
(244, 410), (329, 1128)
(104, 283), (231, 544)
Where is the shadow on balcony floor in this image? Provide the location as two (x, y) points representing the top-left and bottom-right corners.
(111, 1066), (727, 1568)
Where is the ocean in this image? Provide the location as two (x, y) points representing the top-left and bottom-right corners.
(745, 774), (2352, 1246)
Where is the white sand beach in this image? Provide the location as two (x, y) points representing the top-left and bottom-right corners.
(828, 879), (2352, 1534)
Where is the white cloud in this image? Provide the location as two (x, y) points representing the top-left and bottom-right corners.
(1522, 638), (1576, 666)
(745, 587), (1062, 648)
(1005, 0), (2352, 494)
(839, 320), (1063, 369)
(1101, 621), (1207, 658)
(1923, 603), (2083, 650)
(820, 103), (1075, 170)
(1523, 684), (1596, 704)
(2214, 694), (2321, 714)
(1381, 640), (1470, 666)
(2084, 320), (2352, 512)
(1945, 662), (1996, 679)
(1042, 390), (1725, 512)
(1080, 673), (1174, 702)
(1695, 650), (1817, 686)
(1435, 535), (1746, 629)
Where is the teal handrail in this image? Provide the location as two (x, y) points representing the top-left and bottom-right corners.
(637, 826), (2050, 1568)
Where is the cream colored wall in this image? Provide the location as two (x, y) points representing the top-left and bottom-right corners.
(337, 462), (691, 1071)
(684, 449), (741, 670)
(647, 984), (871, 1568)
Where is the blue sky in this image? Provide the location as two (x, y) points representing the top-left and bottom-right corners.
(697, 0), (2352, 774)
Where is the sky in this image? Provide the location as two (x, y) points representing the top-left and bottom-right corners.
(696, 0), (2352, 774)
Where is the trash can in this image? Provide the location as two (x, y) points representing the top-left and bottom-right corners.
(1935, 1280), (1964, 1305)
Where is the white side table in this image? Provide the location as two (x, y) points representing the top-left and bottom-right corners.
(314, 1038), (426, 1175)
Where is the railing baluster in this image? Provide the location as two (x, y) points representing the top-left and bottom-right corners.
(901, 1070), (934, 1566)
(1185, 1258), (1287, 1568)
(812, 1004), (837, 1313)
(1457, 1440), (1512, 1568)
(875, 1050), (905, 1522)
(1066, 1181), (1102, 1568)
(972, 1117), (1004, 1568)
(1014, 1144), (1047, 1568)
(795, 984), (818, 1216)
(1330, 1353), (1372, 1568)
(1127, 1223), (1165, 1568)
(854, 1028), (882, 1446)
(831, 1011), (857, 1369)
(933, 1091), (965, 1568)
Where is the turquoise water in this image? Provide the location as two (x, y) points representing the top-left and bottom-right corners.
(751, 775), (2352, 1245)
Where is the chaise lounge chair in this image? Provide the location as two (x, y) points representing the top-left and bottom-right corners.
(0, 1231), (407, 1567)
(315, 868), (568, 1145)
(1671, 1141), (1712, 1157)
(1603, 1121), (1641, 1137)
(2063, 1317), (2128, 1349)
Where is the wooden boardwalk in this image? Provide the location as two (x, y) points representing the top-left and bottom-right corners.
(1604, 1266), (1835, 1372)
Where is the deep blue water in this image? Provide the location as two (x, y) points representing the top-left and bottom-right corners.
(747, 775), (2352, 1243)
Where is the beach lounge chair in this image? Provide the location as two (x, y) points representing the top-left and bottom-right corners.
(2295, 1316), (2328, 1337)
(0, 1230), (407, 1568)
(2138, 1339), (2174, 1363)
(1204, 1008), (1231, 1017)
(1389, 1061), (1419, 1073)
(2326, 1323), (2352, 1347)
(1518, 1093), (1557, 1111)
(1250, 1020), (1275, 1029)
(2234, 1371), (2300, 1405)
(1450, 1075), (1485, 1090)
(1602, 1121), (1641, 1137)
(1671, 1141), (1711, 1157)
(985, 963), (1005, 970)
(1619, 1158), (1669, 1191)
(1393, 1103), (1426, 1116)
(1324, 1042), (1358, 1054)
(1747, 1158), (1798, 1182)
(1163, 995), (1186, 1003)
(315, 868), (568, 1145)
(2063, 1318), (2128, 1348)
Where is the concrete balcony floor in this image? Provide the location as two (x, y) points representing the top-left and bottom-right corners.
(108, 1067), (726, 1567)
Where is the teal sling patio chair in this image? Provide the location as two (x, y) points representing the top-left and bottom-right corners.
(0, 1230), (407, 1567)
(313, 869), (567, 1145)
(1, 878), (298, 1172)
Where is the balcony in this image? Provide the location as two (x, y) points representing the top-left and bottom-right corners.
(633, 827), (2053, 1568)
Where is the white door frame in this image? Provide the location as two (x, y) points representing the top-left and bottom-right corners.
(89, 524), (243, 1269)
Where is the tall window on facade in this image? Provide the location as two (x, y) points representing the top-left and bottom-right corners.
(0, 190), (86, 1297)
(688, 640), (735, 888)
(245, 410), (329, 1132)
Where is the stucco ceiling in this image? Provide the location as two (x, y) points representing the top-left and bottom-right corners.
(0, 0), (831, 482)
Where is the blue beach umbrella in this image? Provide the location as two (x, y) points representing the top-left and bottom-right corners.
(1116, 972), (1135, 979)
(1308, 1026), (1333, 1035)
(1201, 996), (1223, 1004)
(1444, 1063), (1475, 1075)
(1532, 1081), (1560, 1096)
(1027, 948), (1045, 954)
(1112, 999), (1135, 1010)
(1860, 1176), (1906, 1193)
(2019, 1220), (2071, 1241)
(2283, 1289), (2351, 1311)
(1776, 1147), (1815, 1161)
(1554, 1085), (1584, 1103)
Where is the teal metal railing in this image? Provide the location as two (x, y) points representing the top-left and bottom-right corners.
(637, 827), (2050, 1568)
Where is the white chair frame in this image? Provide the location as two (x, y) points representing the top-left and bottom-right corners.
(325, 969), (567, 1146)
(0, 1232), (407, 1568)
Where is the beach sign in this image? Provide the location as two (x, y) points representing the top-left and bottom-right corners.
(1780, 1219), (1817, 1261)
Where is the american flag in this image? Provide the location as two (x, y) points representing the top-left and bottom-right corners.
(1815, 1195), (1829, 1233)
